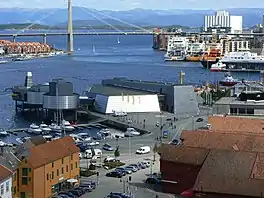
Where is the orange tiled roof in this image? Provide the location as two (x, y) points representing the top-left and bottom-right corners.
(208, 116), (264, 134)
(160, 144), (209, 165)
(0, 164), (13, 182)
(26, 136), (79, 169)
(193, 149), (264, 197)
(181, 130), (264, 153)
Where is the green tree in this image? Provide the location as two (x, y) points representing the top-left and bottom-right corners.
(153, 143), (159, 162)
(114, 146), (120, 159)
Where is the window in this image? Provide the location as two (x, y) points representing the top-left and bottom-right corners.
(57, 169), (59, 176)
(20, 192), (26, 198)
(13, 173), (17, 181)
(71, 164), (73, 170)
(28, 168), (31, 172)
(1, 184), (4, 195)
(52, 171), (54, 179)
(62, 158), (64, 164)
(52, 162), (54, 168)
(22, 168), (28, 177)
(66, 165), (68, 172)
(6, 181), (9, 192)
(22, 177), (28, 185)
(61, 167), (64, 174)
(47, 173), (49, 180)
(75, 162), (78, 168)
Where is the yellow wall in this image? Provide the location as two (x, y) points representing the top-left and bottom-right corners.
(16, 152), (80, 198)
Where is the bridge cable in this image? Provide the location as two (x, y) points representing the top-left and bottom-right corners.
(15, 10), (58, 35)
(78, 7), (126, 34)
(89, 8), (150, 33)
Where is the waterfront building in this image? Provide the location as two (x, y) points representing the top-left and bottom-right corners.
(13, 136), (80, 198)
(160, 125), (264, 197)
(84, 77), (199, 117)
(12, 73), (79, 121)
(204, 11), (243, 33)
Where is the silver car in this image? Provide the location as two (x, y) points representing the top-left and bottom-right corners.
(115, 167), (132, 174)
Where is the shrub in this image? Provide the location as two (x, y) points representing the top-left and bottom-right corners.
(104, 161), (125, 169)
(80, 170), (96, 177)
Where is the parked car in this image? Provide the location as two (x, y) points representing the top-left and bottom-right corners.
(129, 164), (141, 170)
(103, 143), (114, 151)
(146, 176), (161, 184)
(106, 171), (123, 178)
(136, 146), (151, 154)
(104, 156), (120, 163)
(106, 192), (131, 198)
(58, 192), (76, 198)
(196, 118), (204, 122)
(138, 162), (146, 169)
(125, 166), (137, 172)
(115, 167), (132, 174)
(142, 161), (151, 168)
(170, 139), (181, 145)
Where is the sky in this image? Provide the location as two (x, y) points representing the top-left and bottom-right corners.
(1, 0), (264, 10)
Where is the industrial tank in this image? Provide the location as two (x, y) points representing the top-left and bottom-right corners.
(43, 79), (79, 110)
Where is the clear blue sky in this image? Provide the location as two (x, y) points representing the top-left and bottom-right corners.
(3, 0), (264, 10)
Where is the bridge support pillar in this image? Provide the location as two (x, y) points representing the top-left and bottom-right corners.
(43, 34), (47, 44)
(12, 35), (16, 43)
(67, 0), (73, 54)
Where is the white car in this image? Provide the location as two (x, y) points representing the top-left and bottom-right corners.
(87, 141), (99, 146)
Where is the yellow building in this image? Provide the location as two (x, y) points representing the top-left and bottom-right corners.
(13, 136), (80, 198)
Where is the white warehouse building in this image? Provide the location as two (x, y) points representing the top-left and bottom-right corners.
(86, 84), (160, 114)
(204, 10), (243, 33)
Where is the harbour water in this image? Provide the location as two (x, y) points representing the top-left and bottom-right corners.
(0, 30), (261, 129)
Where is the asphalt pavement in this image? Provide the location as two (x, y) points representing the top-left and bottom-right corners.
(78, 108), (211, 197)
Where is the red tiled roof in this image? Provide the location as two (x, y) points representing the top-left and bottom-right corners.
(26, 136), (79, 168)
(160, 144), (209, 165)
(181, 130), (264, 153)
(0, 164), (13, 182)
(208, 116), (264, 135)
(193, 150), (264, 197)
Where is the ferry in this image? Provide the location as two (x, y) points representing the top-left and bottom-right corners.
(186, 42), (205, 62)
(164, 36), (188, 61)
(220, 50), (264, 71)
(200, 48), (222, 69)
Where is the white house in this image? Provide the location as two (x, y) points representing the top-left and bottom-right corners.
(0, 164), (13, 198)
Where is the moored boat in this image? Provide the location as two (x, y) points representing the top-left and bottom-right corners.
(219, 74), (240, 86)
(210, 61), (227, 72)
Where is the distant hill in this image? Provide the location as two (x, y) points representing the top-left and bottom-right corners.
(0, 23), (50, 30)
(0, 7), (263, 28)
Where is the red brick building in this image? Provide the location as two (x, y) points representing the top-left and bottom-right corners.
(160, 144), (209, 194)
(160, 124), (264, 198)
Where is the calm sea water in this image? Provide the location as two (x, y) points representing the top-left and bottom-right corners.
(0, 30), (261, 129)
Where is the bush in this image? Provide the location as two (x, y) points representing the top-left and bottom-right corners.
(104, 161), (125, 169)
(80, 170), (96, 177)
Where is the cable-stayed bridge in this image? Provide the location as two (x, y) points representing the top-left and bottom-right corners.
(4, 0), (264, 54)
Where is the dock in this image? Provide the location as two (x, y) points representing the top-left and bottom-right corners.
(213, 69), (262, 73)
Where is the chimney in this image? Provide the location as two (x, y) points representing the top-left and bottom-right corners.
(24, 72), (33, 88)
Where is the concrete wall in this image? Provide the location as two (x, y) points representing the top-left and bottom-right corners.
(160, 160), (201, 194)
(174, 86), (199, 117)
(0, 176), (12, 198)
(102, 78), (199, 115)
(213, 104), (230, 115)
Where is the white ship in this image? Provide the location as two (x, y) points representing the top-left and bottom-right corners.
(220, 50), (264, 71)
(210, 61), (227, 72)
(27, 124), (42, 134)
(164, 36), (189, 61)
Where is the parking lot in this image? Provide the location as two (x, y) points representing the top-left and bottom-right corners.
(80, 158), (174, 198)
